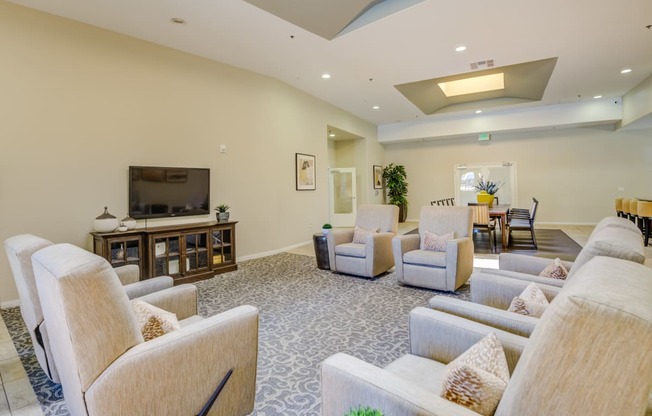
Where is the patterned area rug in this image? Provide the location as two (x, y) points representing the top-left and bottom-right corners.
(1, 252), (469, 416)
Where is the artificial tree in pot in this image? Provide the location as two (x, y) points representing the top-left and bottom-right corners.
(382, 163), (408, 222)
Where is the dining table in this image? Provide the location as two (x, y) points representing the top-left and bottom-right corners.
(489, 204), (510, 248)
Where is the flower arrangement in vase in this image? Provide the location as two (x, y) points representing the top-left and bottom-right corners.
(474, 177), (502, 207)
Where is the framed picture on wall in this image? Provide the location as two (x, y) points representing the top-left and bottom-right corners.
(296, 153), (316, 190)
(373, 165), (383, 189)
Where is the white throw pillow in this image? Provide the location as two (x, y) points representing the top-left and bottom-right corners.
(423, 231), (454, 252)
(441, 333), (510, 416)
(131, 299), (180, 341)
(538, 258), (568, 280)
(507, 282), (550, 318)
(352, 226), (378, 244)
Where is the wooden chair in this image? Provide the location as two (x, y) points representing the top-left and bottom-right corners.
(637, 201), (652, 246)
(615, 197), (624, 217)
(507, 198), (539, 249)
(468, 203), (496, 252)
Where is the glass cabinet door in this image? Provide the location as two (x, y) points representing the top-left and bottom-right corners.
(183, 231), (209, 273)
(153, 235), (180, 276)
(108, 236), (142, 271)
(212, 227), (234, 265)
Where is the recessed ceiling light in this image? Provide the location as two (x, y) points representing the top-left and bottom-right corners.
(329, 133), (335, 137)
(593, 95), (602, 99)
(455, 46), (467, 52)
(321, 73), (331, 79)
(169, 17), (186, 24)
(475, 110), (482, 114)
(372, 106), (380, 110)
(620, 68), (632, 74)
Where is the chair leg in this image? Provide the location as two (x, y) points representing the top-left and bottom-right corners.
(492, 228), (497, 253)
(646, 218), (651, 247)
(530, 226), (537, 249)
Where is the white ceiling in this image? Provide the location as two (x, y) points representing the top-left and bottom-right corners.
(8, 0), (652, 127)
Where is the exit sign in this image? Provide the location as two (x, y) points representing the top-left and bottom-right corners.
(479, 133), (491, 141)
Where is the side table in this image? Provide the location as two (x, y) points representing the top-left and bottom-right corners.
(312, 233), (330, 270)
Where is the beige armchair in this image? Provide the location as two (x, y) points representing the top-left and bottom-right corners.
(3, 234), (175, 383)
(471, 216), (645, 309)
(392, 206), (474, 291)
(32, 243), (259, 416)
(321, 256), (652, 416)
(327, 204), (399, 278)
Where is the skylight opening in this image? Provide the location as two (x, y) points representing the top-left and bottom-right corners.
(438, 73), (505, 97)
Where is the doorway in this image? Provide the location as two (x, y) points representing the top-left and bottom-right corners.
(329, 168), (357, 227)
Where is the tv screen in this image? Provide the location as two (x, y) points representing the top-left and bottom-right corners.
(129, 166), (210, 219)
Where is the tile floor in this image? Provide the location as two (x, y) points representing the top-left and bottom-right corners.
(0, 222), (649, 415)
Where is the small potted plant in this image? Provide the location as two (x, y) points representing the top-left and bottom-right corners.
(322, 223), (332, 235)
(345, 406), (383, 416)
(475, 176), (502, 207)
(214, 204), (230, 222)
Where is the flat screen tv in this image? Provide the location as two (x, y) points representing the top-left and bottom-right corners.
(129, 166), (210, 219)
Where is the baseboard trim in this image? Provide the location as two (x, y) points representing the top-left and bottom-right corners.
(1, 299), (20, 309)
(239, 240), (312, 262)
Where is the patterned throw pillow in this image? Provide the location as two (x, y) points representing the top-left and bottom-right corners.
(507, 282), (550, 318)
(352, 226), (377, 244)
(423, 231), (454, 252)
(539, 258), (569, 280)
(441, 333), (510, 416)
(131, 299), (180, 341)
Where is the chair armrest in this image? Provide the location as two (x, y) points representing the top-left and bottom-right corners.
(445, 237), (474, 290)
(428, 296), (538, 337)
(392, 234), (420, 281)
(86, 305), (259, 416)
(321, 353), (480, 416)
(499, 253), (573, 275)
(409, 307), (527, 374)
(327, 229), (354, 271)
(123, 276), (174, 300)
(114, 265), (140, 286)
(137, 284), (197, 320)
(366, 232), (396, 276)
(470, 271), (562, 309)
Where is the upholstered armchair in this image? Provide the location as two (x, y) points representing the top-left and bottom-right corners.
(470, 216), (645, 308)
(327, 204), (399, 278)
(4, 234), (176, 383)
(392, 206), (474, 291)
(321, 256), (652, 416)
(32, 243), (259, 416)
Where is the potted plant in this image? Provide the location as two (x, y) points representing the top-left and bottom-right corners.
(345, 406), (383, 416)
(322, 223), (332, 235)
(382, 163), (408, 222)
(214, 204), (230, 222)
(475, 176), (502, 207)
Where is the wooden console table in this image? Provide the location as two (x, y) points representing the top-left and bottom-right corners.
(91, 221), (237, 284)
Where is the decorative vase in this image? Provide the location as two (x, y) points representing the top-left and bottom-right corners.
(476, 191), (495, 208)
(94, 207), (120, 232)
(217, 212), (230, 222)
(121, 215), (137, 230)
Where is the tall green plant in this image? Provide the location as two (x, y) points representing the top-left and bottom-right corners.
(382, 163), (408, 206)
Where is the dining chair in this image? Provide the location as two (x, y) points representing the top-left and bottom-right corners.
(507, 198), (539, 249)
(637, 200), (652, 246)
(615, 197), (624, 217)
(468, 203), (496, 253)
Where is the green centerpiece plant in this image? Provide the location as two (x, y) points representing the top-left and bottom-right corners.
(474, 177), (502, 207)
(382, 163), (408, 222)
(345, 406), (384, 416)
(214, 204), (230, 222)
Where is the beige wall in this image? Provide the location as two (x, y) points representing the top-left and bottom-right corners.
(0, 2), (381, 303)
(384, 126), (652, 222)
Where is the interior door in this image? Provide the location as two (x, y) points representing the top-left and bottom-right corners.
(454, 162), (517, 207)
(329, 168), (357, 227)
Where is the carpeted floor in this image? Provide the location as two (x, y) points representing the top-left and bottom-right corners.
(1, 252), (470, 416)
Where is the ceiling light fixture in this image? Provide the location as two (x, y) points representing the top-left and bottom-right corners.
(321, 73), (331, 79)
(455, 46), (467, 52)
(372, 106), (380, 110)
(475, 110), (482, 114)
(169, 17), (186, 24)
(438, 73), (505, 97)
(620, 68), (632, 74)
(329, 133), (335, 137)
(593, 95), (602, 99)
